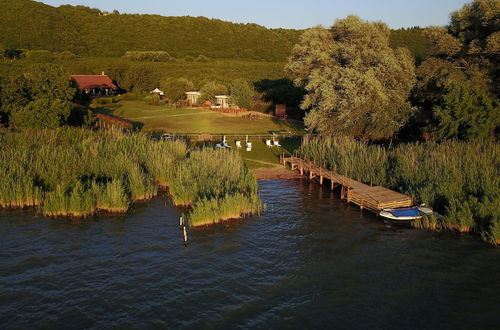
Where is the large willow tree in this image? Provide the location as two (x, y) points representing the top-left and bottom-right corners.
(287, 16), (415, 140)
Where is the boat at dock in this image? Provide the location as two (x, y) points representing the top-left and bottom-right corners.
(379, 206), (434, 222)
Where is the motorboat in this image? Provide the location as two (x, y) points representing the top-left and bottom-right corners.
(379, 206), (434, 222)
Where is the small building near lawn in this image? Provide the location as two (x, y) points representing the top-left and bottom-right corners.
(70, 73), (117, 96)
(185, 91), (201, 105)
(214, 95), (230, 109)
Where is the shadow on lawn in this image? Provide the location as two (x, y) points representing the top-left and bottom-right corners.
(269, 116), (305, 133)
(94, 106), (144, 130)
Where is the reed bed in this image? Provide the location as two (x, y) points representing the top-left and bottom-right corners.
(0, 128), (186, 216)
(168, 148), (262, 226)
(299, 138), (500, 245)
(0, 128), (261, 226)
(188, 193), (262, 227)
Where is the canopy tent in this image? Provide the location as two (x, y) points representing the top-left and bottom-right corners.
(151, 88), (164, 96)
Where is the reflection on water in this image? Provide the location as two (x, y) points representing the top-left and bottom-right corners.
(1, 180), (499, 329)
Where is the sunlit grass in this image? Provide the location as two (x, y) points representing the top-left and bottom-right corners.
(95, 100), (304, 134)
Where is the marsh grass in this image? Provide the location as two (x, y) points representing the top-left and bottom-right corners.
(299, 138), (500, 244)
(188, 193), (263, 227)
(169, 148), (262, 226)
(0, 128), (261, 225)
(96, 180), (130, 213)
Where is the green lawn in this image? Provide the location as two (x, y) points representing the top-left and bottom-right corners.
(195, 137), (301, 169)
(95, 100), (304, 134)
(94, 98), (304, 169)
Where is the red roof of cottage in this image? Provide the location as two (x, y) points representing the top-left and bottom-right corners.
(70, 75), (117, 90)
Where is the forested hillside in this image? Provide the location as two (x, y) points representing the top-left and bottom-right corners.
(0, 0), (301, 61)
(390, 27), (431, 63)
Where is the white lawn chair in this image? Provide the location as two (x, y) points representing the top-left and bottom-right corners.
(266, 139), (273, 147)
(236, 140), (242, 149)
(246, 142), (252, 151)
(273, 140), (281, 147)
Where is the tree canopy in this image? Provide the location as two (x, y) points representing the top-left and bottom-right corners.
(450, 0), (500, 55)
(228, 79), (255, 109)
(199, 81), (228, 104)
(432, 81), (498, 140)
(0, 64), (75, 128)
(287, 16), (416, 140)
(406, 0), (499, 141)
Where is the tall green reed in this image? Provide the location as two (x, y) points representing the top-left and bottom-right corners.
(299, 137), (500, 245)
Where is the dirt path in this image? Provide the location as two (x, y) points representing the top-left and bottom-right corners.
(245, 159), (282, 168)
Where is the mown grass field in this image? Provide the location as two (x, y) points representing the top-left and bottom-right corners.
(95, 100), (304, 134)
(194, 136), (301, 170)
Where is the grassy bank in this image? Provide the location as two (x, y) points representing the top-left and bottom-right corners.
(93, 99), (304, 134)
(0, 128), (261, 225)
(299, 138), (500, 245)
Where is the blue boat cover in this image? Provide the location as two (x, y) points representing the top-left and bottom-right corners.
(388, 208), (422, 217)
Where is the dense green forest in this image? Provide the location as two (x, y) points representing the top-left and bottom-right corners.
(0, 0), (432, 62)
(0, 0), (301, 61)
(389, 27), (431, 63)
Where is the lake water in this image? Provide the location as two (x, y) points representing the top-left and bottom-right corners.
(1, 180), (499, 329)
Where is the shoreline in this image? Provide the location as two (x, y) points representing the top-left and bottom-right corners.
(252, 167), (303, 180)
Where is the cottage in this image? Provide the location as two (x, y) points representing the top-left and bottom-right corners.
(214, 95), (229, 109)
(70, 73), (117, 96)
(185, 91), (201, 105)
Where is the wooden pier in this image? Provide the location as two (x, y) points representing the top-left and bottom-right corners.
(281, 155), (413, 214)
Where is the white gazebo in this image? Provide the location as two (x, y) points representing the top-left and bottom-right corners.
(215, 95), (229, 108)
(185, 91), (201, 105)
(150, 88), (164, 96)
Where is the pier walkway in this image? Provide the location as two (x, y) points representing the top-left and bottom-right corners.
(281, 155), (413, 214)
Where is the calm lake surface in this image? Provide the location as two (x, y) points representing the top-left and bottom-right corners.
(1, 180), (499, 329)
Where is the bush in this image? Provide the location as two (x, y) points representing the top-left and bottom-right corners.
(122, 51), (172, 62)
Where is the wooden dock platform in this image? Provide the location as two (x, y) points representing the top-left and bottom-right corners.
(281, 155), (413, 214)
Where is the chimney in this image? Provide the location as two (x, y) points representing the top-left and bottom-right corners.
(101, 71), (105, 76)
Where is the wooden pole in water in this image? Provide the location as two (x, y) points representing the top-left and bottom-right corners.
(183, 226), (188, 246)
(179, 216), (183, 228)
